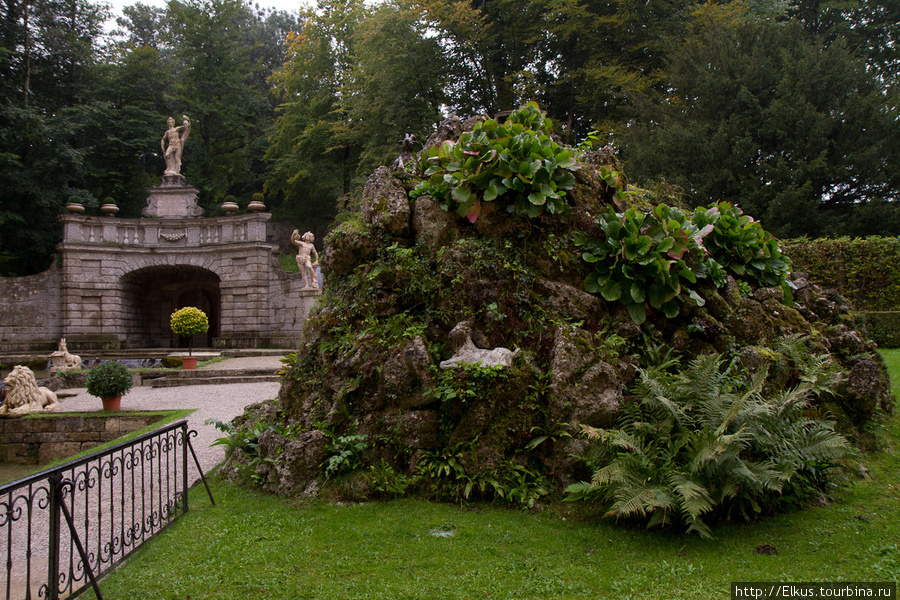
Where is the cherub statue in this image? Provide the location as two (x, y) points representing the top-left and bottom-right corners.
(291, 230), (319, 289)
(161, 115), (191, 176)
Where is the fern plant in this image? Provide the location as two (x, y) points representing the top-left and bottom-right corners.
(566, 352), (851, 538)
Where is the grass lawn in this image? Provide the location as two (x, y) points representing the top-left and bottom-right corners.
(84, 354), (900, 600)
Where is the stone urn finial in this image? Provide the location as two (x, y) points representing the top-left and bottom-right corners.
(248, 193), (266, 212)
(222, 195), (239, 215)
(66, 196), (85, 214)
(100, 198), (119, 216)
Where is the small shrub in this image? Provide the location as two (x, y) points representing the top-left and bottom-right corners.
(576, 202), (794, 323)
(170, 306), (209, 356)
(696, 202), (793, 296)
(85, 361), (134, 399)
(575, 204), (712, 324)
(209, 417), (282, 485)
(363, 459), (417, 498)
(323, 434), (369, 479)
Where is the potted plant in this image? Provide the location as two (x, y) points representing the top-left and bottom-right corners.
(170, 306), (209, 369)
(85, 361), (133, 411)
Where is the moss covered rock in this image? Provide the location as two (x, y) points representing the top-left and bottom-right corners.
(223, 112), (893, 505)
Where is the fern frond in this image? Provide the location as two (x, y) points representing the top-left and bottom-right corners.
(669, 473), (714, 520)
(678, 354), (731, 406)
(610, 486), (675, 519)
(685, 517), (714, 539)
(564, 480), (603, 501)
(769, 384), (813, 418)
(794, 423), (852, 462)
(591, 461), (629, 487)
(741, 459), (790, 492)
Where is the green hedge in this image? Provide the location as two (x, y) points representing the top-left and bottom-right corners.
(781, 237), (900, 312)
(857, 312), (900, 348)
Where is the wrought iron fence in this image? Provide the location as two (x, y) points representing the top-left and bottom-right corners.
(0, 419), (213, 600)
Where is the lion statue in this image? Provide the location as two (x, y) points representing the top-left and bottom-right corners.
(0, 365), (60, 417)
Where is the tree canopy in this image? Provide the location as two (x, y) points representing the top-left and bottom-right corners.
(0, 0), (898, 275)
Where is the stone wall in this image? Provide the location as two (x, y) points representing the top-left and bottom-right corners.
(0, 413), (165, 464)
(0, 212), (320, 351)
(0, 263), (63, 352)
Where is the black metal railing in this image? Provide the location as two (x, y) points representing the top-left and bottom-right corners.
(0, 420), (213, 600)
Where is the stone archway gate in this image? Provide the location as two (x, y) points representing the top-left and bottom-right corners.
(0, 198), (319, 352)
(54, 209), (319, 350)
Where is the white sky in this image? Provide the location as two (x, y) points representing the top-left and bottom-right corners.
(106, 0), (315, 19)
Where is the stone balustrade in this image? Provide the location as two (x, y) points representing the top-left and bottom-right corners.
(60, 213), (269, 248)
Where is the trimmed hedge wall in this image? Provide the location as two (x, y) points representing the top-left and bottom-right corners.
(782, 237), (900, 347)
(781, 237), (900, 312)
(857, 312), (900, 348)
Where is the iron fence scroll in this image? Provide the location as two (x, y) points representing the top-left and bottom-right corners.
(0, 419), (213, 600)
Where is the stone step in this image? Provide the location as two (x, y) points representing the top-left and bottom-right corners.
(155, 368), (279, 379)
(143, 373), (280, 388)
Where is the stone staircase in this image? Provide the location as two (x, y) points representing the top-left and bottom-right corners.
(140, 367), (281, 388)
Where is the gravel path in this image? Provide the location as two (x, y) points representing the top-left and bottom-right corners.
(57, 355), (284, 478)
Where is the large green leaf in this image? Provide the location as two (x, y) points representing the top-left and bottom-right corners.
(528, 191), (547, 206)
(630, 282), (647, 304)
(601, 280), (623, 302)
(451, 185), (474, 204)
(627, 302), (647, 324)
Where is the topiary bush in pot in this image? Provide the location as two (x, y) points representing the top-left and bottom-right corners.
(170, 306), (209, 359)
(86, 361), (134, 410)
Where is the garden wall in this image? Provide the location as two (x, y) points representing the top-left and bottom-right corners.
(0, 262), (63, 352)
(0, 413), (164, 464)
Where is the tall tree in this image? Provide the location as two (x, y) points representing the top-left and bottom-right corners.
(163, 0), (278, 207)
(619, 4), (900, 238)
(0, 0), (109, 275)
(265, 0), (367, 232)
(412, 0), (542, 115)
(339, 1), (448, 174)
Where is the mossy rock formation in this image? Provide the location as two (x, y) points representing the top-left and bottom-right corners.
(222, 114), (893, 504)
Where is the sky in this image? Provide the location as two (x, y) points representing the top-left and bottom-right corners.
(106, 0), (315, 19)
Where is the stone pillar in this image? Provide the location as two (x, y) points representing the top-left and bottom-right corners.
(143, 175), (203, 219)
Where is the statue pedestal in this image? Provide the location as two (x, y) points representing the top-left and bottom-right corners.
(143, 176), (203, 218)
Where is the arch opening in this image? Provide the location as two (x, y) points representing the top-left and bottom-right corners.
(120, 265), (221, 349)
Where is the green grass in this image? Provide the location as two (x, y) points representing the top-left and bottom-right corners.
(278, 252), (300, 273)
(82, 355), (900, 600)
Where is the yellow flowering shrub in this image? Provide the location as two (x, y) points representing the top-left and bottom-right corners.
(170, 306), (209, 337)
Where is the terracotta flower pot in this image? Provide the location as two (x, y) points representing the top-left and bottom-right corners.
(102, 396), (122, 411)
(182, 356), (198, 370)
